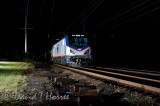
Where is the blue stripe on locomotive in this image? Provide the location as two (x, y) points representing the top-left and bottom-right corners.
(69, 45), (90, 50)
(65, 34), (69, 46)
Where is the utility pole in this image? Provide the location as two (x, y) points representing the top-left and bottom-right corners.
(24, 0), (29, 53)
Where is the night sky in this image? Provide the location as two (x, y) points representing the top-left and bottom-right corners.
(1, 0), (160, 69)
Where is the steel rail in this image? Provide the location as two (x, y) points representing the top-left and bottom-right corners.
(89, 66), (160, 77)
(54, 64), (160, 94)
(81, 67), (160, 83)
(99, 67), (160, 74)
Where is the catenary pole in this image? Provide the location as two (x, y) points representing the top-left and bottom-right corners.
(24, 0), (29, 53)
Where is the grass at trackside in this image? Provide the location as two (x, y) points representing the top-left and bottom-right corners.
(0, 61), (32, 104)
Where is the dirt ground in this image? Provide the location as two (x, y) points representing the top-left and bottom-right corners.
(19, 62), (160, 106)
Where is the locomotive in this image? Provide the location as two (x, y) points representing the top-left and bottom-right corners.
(51, 34), (92, 67)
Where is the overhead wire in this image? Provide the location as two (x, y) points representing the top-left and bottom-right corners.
(88, 0), (153, 32)
(88, 0), (142, 32)
(103, 4), (160, 32)
(38, 0), (46, 16)
(101, 0), (160, 32)
(72, 0), (104, 32)
(80, 0), (98, 17)
(64, 0), (102, 32)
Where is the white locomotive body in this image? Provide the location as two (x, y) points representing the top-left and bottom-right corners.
(51, 34), (92, 67)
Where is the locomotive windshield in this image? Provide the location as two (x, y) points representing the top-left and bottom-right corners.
(69, 37), (88, 47)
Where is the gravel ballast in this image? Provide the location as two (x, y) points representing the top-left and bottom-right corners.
(22, 62), (160, 106)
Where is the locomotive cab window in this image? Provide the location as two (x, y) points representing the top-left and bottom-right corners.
(69, 37), (88, 47)
(79, 38), (88, 46)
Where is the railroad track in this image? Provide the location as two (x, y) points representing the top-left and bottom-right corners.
(54, 64), (160, 94)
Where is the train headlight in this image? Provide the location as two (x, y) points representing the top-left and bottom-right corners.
(70, 49), (75, 54)
(84, 49), (89, 55)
